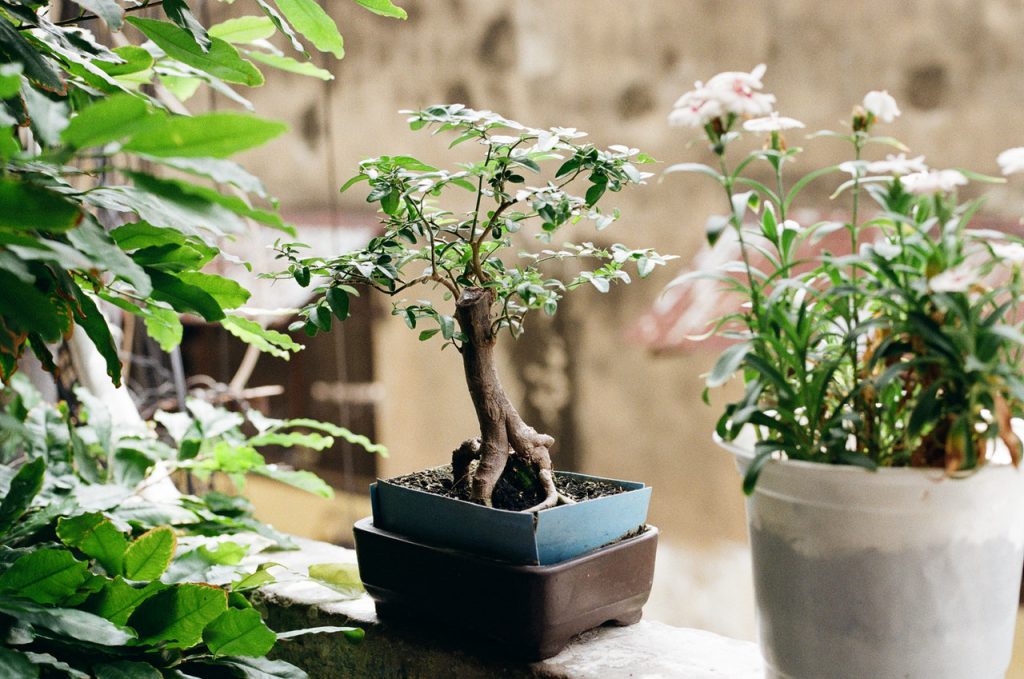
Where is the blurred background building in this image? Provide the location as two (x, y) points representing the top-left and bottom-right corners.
(170, 0), (1024, 648)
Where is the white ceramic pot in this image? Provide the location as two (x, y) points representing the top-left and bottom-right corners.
(718, 436), (1024, 679)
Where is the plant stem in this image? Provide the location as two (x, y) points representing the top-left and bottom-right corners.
(16, 1), (165, 30)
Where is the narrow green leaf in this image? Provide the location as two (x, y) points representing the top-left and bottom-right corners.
(221, 316), (301, 359)
(0, 19), (64, 93)
(0, 457), (44, 534)
(0, 648), (38, 679)
(0, 179), (82, 232)
(277, 625), (364, 642)
(246, 50), (333, 80)
(272, 0), (344, 58)
(72, 0), (125, 29)
(0, 600), (135, 645)
(203, 607), (276, 657)
(209, 16), (277, 43)
(707, 341), (752, 388)
(0, 549), (90, 604)
(255, 467), (333, 498)
(62, 94), (154, 148)
(123, 526), (176, 580)
(163, 0), (211, 51)
(122, 111), (286, 158)
(127, 18), (264, 86)
(67, 283), (122, 385)
(353, 0), (407, 19)
(57, 513), (129, 575)
(128, 583), (228, 648)
(0, 63), (21, 99)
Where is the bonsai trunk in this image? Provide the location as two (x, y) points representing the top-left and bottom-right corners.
(451, 288), (570, 511)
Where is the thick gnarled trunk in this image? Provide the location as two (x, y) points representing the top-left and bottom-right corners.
(450, 288), (567, 511)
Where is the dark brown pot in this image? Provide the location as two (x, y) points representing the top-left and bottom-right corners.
(353, 517), (658, 660)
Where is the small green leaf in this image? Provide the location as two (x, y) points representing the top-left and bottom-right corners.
(69, 282), (123, 386)
(255, 467), (333, 498)
(353, 0), (407, 18)
(0, 549), (90, 605)
(209, 16), (278, 43)
(143, 305), (184, 352)
(707, 341), (752, 388)
(123, 527), (176, 580)
(147, 269), (226, 322)
(203, 607), (276, 657)
(57, 513), (129, 575)
(273, 0), (345, 58)
(326, 287), (350, 320)
(307, 562), (362, 598)
(72, 0), (125, 29)
(176, 272), (250, 310)
(246, 51), (333, 80)
(221, 316), (301, 359)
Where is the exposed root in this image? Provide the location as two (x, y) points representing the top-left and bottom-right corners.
(451, 437), (481, 495)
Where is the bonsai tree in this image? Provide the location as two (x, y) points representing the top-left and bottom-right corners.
(277, 105), (673, 510)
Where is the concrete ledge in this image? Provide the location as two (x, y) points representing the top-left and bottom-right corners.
(253, 537), (763, 678)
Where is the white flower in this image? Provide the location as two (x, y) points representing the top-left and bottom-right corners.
(839, 160), (869, 177)
(550, 126), (587, 140)
(992, 242), (1024, 264)
(532, 131), (560, 153)
(900, 169), (968, 194)
(487, 135), (521, 145)
(872, 239), (902, 260)
(742, 112), (805, 132)
(997, 147), (1024, 176)
(668, 84), (726, 128)
(863, 90), (901, 123)
(866, 154), (928, 176)
(669, 64), (775, 128)
(929, 265), (979, 293)
(781, 219), (802, 233)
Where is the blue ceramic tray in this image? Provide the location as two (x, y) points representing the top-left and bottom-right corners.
(369, 468), (651, 565)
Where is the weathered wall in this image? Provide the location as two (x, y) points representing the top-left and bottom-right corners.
(204, 0), (1024, 558)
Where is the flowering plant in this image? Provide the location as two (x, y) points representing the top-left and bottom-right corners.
(666, 65), (1024, 491)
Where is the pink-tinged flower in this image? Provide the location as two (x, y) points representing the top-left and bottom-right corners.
(992, 242), (1024, 264)
(668, 84), (726, 128)
(863, 90), (901, 123)
(900, 169), (968, 194)
(928, 265), (979, 293)
(743, 112), (805, 132)
(997, 147), (1024, 176)
(866, 154), (928, 176)
(668, 64), (776, 128)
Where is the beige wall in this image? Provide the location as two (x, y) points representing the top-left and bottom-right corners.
(209, 1), (1024, 551)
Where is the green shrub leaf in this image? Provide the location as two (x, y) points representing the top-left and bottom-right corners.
(123, 526), (176, 580)
(0, 457), (45, 534)
(122, 111), (287, 158)
(57, 513), (129, 575)
(273, 0), (344, 58)
(128, 583), (228, 648)
(127, 18), (263, 86)
(203, 607), (276, 657)
(0, 548), (90, 604)
(353, 0), (408, 19)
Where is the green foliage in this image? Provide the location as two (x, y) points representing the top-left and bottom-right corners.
(0, 377), (368, 676)
(0, 0), (405, 384)
(666, 69), (1024, 491)
(274, 105), (674, 344)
